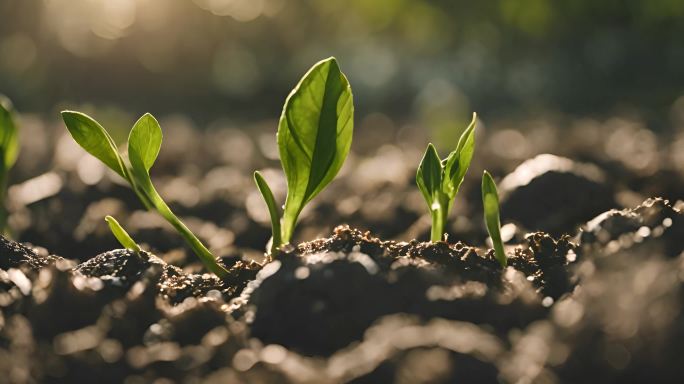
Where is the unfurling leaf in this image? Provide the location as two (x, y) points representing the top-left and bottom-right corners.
(482, 171), (506, 268)
(443, 112), (477, 199)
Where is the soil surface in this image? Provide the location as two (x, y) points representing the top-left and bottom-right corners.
(1, 197), (682, 383)
(3, 114), (684, 382)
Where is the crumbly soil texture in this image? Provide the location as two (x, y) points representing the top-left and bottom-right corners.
(1, 196), (683, 383)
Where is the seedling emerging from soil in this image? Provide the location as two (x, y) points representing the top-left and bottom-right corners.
(482, 171), (506, 267)
(255, 57), (354, 254)
(62, 112), (228, 278)
(105, 215), (142, 253)
(0, 96), (19, 235)
(416, 113), (477, 242)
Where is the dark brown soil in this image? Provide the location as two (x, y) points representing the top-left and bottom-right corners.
(1, 197), (682, 383)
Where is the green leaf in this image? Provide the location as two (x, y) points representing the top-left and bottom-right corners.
(0, 96), (19, 170)
(443, 113), (477, 199)
(482, 171), (506, 268)
(416, 143), (443, 207)
(61, 111), (127, 178)
(278, 57), (354, 242)
(128, 113), (162, 175)
(105, 215), (141, 252)
(254, 171), (282, 254)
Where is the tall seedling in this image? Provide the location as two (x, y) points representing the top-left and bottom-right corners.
(254, 57), (354, 255)
(62, 112), (228, 278)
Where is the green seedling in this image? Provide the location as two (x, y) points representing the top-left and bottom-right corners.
(482, 170), (506, 268)
(62, 111), (228, 278)
(254, 57), (354, 255)
(105, 215), (142, 253)
(0, 96), (19, 235)
(416, 113), (477, 242)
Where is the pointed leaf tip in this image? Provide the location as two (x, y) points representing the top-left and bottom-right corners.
(128, 113), (163, 175)
(61, 110), (127, 178)
(105, 215), (141, 252)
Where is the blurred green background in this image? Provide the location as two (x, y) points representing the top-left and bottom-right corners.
(1, 0), (684, 139)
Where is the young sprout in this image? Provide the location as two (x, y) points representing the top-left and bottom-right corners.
(416, 113), (477, 242)
(105, 215), (142, 253)
(0, 96), (19, 235)
(62, 112), (228, 278)
(255, 57), (354, 255)
(482, 170), (506, 268)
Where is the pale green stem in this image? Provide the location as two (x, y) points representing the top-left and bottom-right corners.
(146, 186), (228, 278)
(430, 194), (451, 242)
(280, 210), (300, 246)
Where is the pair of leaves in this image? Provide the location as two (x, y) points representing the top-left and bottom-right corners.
(416, 113), (477, 209)
(256, 57), (354, 249)
(0, 96), (19, 173)
(482, 171), (506, 268)
(61, 111), (161, 189)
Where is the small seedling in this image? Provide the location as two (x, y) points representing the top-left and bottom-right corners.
(416, 113), (477, 242)
(255, 57), (354, 255)
(105, 215), (142, 253)
(482, 170), (506, 268)
(0, 96), (19, 235)
(62, 111), (228, 278)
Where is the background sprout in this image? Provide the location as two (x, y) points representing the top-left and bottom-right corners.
(255, 57), (354, 254)
(416, 113), (477, 242)
(0, 96), (19, 235)
(482, 170), (507, 268)
(105, 215), (142, 253)
(62, 111), (228, 278)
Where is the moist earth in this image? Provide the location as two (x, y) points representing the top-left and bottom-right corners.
(1, 198), (682, 383)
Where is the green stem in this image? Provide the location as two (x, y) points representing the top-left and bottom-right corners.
(122, 166), (155, 211)
(146, 186), (228, 278)
(430, 194), (451, 242)
(280, 208), (301, 246)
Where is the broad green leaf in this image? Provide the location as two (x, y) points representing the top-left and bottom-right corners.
(105, 215), (141, 252)
(0, 96), (19, 170)
(416, 143), (443, 207)
(128, 113), (162, 174)
(443, 113), (477, 198)
(61, 111), (127, 178)
(254, 171), (282, 254)
(278, 57), (353, 242)
(482, 171), (506, 267)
